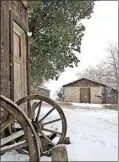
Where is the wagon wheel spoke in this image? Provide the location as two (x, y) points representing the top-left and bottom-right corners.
(0, 116), (14, 133)
(36, 133), (44, 154)
(35, 101), (42, 122)
(14, 133), (26, 143)
(19, 134), (26, 141)
(39, 143), (43, 155)
(1, 130), (24, 146)
(1, 140), (28, 154)
(43, 118), (62, 126)
(38, 107), (55, 123)
(40, 131), (55, 146)
(42, 128), (62, 135)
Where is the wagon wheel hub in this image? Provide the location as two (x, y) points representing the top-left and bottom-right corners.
(32, 121), (43, 133)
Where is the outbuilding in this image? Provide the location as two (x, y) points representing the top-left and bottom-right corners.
(62, 78), (118, 104)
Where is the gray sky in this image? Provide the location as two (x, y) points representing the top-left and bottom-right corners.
(45, 1), (118, 98)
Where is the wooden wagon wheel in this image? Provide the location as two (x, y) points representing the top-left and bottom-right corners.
(0, 95), (40, 161)
(16, 95), (67, 156)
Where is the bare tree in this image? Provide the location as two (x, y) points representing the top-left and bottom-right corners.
(77, 42), (118, 89)
(77, 62), (110, 86)
(104, 43), (118, 89)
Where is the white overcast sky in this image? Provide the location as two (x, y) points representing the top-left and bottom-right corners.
(45, 1), (118, 98)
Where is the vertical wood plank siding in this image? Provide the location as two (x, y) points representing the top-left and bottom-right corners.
(0, 1), (1, 95)
(9, 10), (14, 100)
(0, 1), (10, 98)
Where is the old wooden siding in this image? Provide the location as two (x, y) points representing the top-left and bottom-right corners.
(31, 86), (50, 97)
(10, 1), (28, 31)
(63, 87), (80, 102)
(90, 87), (103, 104)
(0, 1), (10, 98)
(63, 86), (103, 103)
(63, 79), (104, 103)
(0, 1), (1, 95)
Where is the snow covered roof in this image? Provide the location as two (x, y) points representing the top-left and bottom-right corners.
(38, 86), (50, 91)
(63, 78), (105, 87)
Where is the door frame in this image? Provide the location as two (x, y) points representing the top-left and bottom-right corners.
(9, 10), (30, 101)
(13, 22), (26, 102)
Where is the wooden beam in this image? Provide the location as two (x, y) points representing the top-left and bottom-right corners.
(1, 140), (28, 154)
(1, 130), (24, 146)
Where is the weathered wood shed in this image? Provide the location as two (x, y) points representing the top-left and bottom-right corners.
(0, 0), (31, 113)
(38, 86), (50, 97)
(31, 85), (50, 97)
(62, 78), (118, 104)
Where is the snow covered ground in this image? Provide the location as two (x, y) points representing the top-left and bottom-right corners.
(1, 103), (118, 161)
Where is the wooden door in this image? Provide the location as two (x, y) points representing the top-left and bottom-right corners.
(80, 88), (90, 103)
(13, 22), (27, 105)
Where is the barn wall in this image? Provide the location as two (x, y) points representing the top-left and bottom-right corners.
(9, 1), (28, 30)
(63, 87), (80, 102)
(0, 1), (10, 98)
(31, 86), (50, 97)
(63, 86), (103, 104)
(38, 88), (50, 97)
(0, 1), (29, 99)
(90, 86), (103, 104)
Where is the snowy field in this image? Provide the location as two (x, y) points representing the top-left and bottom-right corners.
(1, 103), (118, 161)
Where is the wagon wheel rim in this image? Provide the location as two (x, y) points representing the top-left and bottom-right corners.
(16, 95), (67, 156)
(0, 95), (40, 161)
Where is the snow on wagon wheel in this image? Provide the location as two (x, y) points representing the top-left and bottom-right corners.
(16, 95), (67, 156)
(0, 95), (40, 161)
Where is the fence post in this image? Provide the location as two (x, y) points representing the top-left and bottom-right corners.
(52, 144), (68, 162)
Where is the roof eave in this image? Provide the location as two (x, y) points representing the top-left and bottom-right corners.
(20, 1), (29, 8)
(62, 78), (107, 87)
(20, 1), (33, 12)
